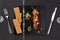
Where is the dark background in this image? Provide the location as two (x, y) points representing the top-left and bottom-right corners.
(0, 0), (60, 40)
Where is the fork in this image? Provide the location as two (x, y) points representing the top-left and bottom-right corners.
(3, 8), (12, 34)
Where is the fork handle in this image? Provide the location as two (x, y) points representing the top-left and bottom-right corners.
(7, 20), (13, 34)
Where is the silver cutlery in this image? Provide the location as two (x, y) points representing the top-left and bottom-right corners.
(3, 8), (12, 34)
(57, 17), (60, 24)
(0, 15), (4, 22)
(47, 7), (57, 35)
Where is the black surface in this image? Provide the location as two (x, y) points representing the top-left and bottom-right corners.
(0, 0), (60, 40)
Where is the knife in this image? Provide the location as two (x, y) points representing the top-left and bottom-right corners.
(47, 7), (57, 35)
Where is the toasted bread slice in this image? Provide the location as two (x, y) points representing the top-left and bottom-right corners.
(13, 19), (22, 34)
(13, 7), (22, 23)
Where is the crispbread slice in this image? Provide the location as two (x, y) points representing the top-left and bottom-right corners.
(13, 19), (22, 34)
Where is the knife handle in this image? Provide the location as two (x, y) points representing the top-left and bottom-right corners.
(47, 21), (53, 34)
